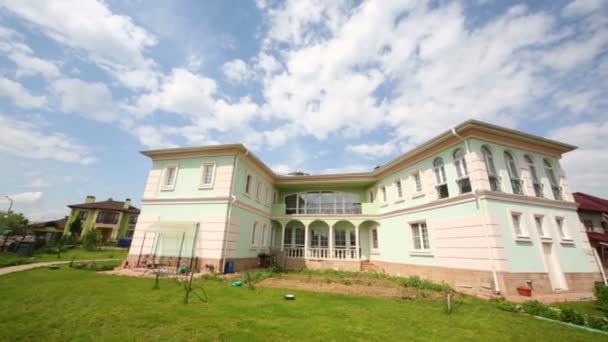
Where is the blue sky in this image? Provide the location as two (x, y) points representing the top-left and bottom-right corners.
(0, 0), (606, 221)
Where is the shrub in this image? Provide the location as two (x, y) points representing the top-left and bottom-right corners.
(521, 300), (559, 320)
(496, 301), (519, 313)
(81, 229), (100, 250)
(403, 276), (451, 293)
(587, 315), (608, 331)
(595, 283), (608, 313)
(559, 307), (585, 325)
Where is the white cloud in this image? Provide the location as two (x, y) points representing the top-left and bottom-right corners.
(346, 142), (397, 159)
(6, 191), (43, 204)
(51, 78), (119, 122)
(562, 0), (607, 17)
(0, 0), (159, 89)
(9, 51), (61, 79)
(548, 121), (608, 197)
(222, 59), (253, 82)
(0, 77), (46, 108)
(26, 175), (51, 188)
(0, 114), (95, 164)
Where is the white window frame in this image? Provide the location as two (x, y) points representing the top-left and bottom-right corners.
(453, 148), (468, 179)
(160, 164), (179, 191)
(262, 223), (268, 247)
(255, 178), (262, 200)
(508, 210), (529, 240)
(410, 220), (431, 252)
(554, 216), (573, 243)
(370, 227), (379, 253)
(381, 186), (387, 203)
(533, 214), (551, 240)
(245, 173), (253, 196)
(369, 189), (375, 203)
(412, 171), (423, 195)
(199, 162), (216, 189)
(394, 179), (404, 200)
(251, 221), (259, 247)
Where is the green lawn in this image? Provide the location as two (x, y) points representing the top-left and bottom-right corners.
(555, 301), (605, 317)
(0, 247), (128, 268)
(0, 268), (606, 341)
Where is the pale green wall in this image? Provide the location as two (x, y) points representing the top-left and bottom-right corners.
(153, 155), (235, 199)
(230, 205), (272, 258)
(233, 156), (274, 214)
(140, 203), (228, 221)
(485, 199), (592, 273)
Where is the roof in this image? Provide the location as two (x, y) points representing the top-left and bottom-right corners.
(587, 231), (608, 244)
(573, 192), (608, 213)
(28, 217), (68, 229)
(140, 119), (577, 183)
(68, 199), (140, 214)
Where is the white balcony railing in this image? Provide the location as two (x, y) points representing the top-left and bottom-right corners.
(284, 247), (359, 260)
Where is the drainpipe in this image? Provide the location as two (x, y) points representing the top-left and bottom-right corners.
(452, 128), (501, 295)
(220, 150), (244, 273)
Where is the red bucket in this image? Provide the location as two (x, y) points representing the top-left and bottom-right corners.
(517, 287), (532, 297)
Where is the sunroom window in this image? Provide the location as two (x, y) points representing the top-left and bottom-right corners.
(284, 191), (362, 215)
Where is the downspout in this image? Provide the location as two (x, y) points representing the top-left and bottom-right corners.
(220, 150), (245, 273)
(452, 128), (501, 295)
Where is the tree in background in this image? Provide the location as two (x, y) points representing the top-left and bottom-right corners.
(69, 218), (83, 242)
(82, 229), (100, 250)
(0, 211), (28, 252)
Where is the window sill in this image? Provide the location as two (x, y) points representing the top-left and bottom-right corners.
(394, 199), (405, 204)
(560, 239), (575, 245)
(540, 237), (553, 242)
(159, 187), (175, 192)
(410, 250), (433, 257)
(370, 250), (380, 255)
(514, 236), (531, 242)
(379, 203), (389, 208)
(411, 192), (425, 199)
(198, 185), (213, 190)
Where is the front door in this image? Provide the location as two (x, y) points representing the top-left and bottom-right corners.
(541, 242), (568, 290)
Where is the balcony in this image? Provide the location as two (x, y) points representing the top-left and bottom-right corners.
(510, 179), (524, 195)
(551, 186), (563, 200)
(456, 177), (472, 194)
(284, 247), (360, 260)
(271, 202), (378, 216)
(533, 182), (544, 198)
(489, 175), (501, 192)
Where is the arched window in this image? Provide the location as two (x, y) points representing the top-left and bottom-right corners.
(482, 146), (500, 191)
(453, 148), (468, 178)
(433, 157), (447, 184)
(504, 151), (523, 195)
(453, 148), (471, 194)
(525, 155), (543, 197)
(543, 159), (562, 200)
(433, 157), (449, 198)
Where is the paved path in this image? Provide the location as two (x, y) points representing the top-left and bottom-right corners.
(0, 259), (119, 276)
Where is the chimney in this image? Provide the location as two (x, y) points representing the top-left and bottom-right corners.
(124, 198), (131, 209)
(85, 195), (95, 203)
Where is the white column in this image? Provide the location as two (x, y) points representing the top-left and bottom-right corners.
(304, 224), (309, 259)
(355, 225), (360, 259)
(329, 224), (334, 259)
(280, 224), (285, 251)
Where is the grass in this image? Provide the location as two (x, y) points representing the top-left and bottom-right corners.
(555, 301), (606, 317)
(0, 247), (128, 268)
(0, 268), (606, 341)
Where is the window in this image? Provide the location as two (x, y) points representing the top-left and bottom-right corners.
(295, 228), (305, 246)
(311, 229), (328, 248)
(482, 146), (500, 191)
(273, 191), (278, 204)
(265, 185), (270, 205)
(504, 152), (523, 195)
(534, 215), (546, 238)
(256, 179), (262, 199)
(525, 155), (543, 197)
(510, 212), (526, 237)
(371, 228), (379, 250)
(251, 222), (258, 246)
(245, 174), (253, 194)
(349, 230), (356, 247)
(96, 211), (119, 224)
(411, 222), (430, 250)
(413, 172), (423, 192)
(555, 217), (569, 240)
(77, 211), (88, 221)
(453, 148), (468, 178)
(262, 224), (268, 247)
(128, 215), (137, 224)
(161, 165), (178, 190)
(284, 228), (292, 246)
(285, 191), (362, 215)
(381, 186), (387, 203)
(200, 163), (216, 188)
(395, 180), (403, 199)
(434, 157), (449, 199)
(369, 190), (375, 203)
(334, 229), (346, 248)
(544, 159), (562, 200)
(583, 219), (593, 231)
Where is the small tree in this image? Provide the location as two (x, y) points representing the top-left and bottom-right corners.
(69, 218), (83, 242)
(0, 211), (29, 252)
(82, 229), (100, 250)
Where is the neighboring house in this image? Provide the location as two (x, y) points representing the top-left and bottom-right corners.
(28, 217), (67, 245)
(127, 120), (602, 299)
(573, 192), (608, 269)
(64, 196), (140, 241)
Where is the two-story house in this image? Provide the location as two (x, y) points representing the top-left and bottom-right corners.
(126, 120), (602, 299)
(64, 196), (140, 241)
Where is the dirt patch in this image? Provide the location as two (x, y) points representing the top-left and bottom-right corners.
(258, 277), (444, 300)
